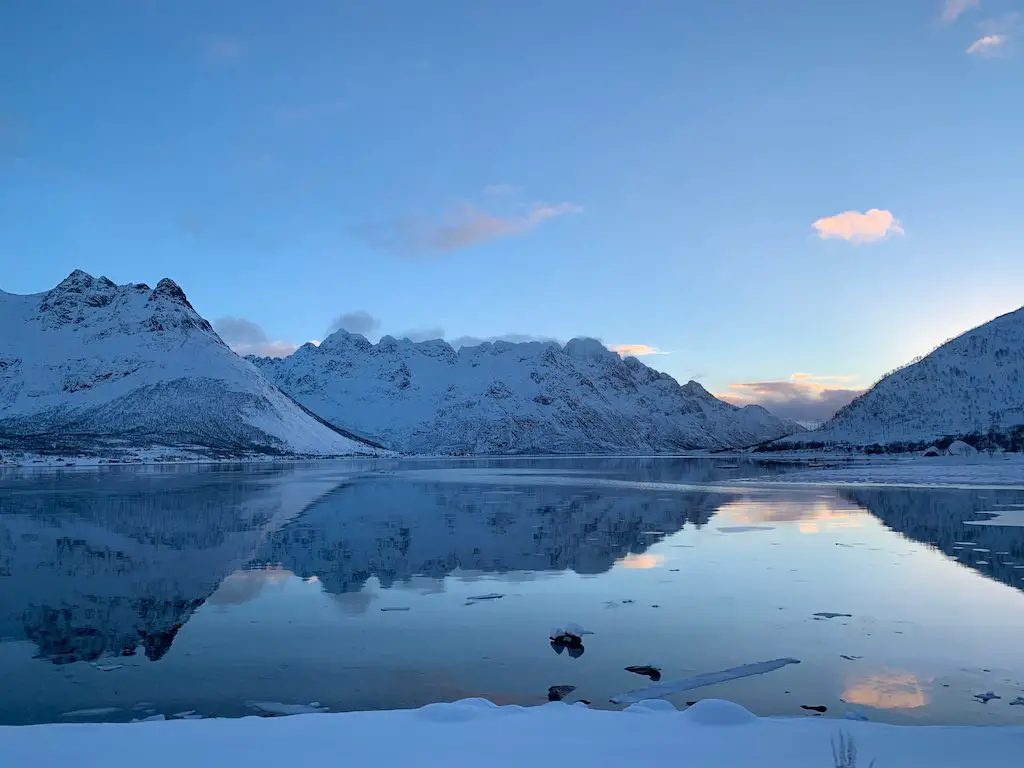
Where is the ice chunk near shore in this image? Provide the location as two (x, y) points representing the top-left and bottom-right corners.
(247, 701), (328, 716)
(611, 657), (801, 705)
(60, 707), (120, 718)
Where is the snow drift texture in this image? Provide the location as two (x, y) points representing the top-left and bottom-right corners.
(251, 330), (800, 454)
(0, 271), (376, 457)
(780, 306), (1024, 448)
(2, 697), (1020, 768)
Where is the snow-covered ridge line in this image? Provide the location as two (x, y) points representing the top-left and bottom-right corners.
(252, 329), (803, 455)
(0, 270), (384, 458)
(0, 697), (1018, 768)
(772, 305), (1024, 451)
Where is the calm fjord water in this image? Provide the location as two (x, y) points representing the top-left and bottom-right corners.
(1, 458), (1023, 726)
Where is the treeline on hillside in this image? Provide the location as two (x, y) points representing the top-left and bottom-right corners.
(754, 424), (1024, 455)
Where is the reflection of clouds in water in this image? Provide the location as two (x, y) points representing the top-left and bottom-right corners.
(720, 497), (866, 533)
(842, 672), (929, 709)
(207, 568), (293, 607)
(616, 553), (664, 570)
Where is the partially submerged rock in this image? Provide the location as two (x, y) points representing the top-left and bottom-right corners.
(547, 685), (576, 702)
(625, 665), (662, 681)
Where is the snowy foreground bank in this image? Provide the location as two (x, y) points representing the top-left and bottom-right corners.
(1, 698), (1020, 768)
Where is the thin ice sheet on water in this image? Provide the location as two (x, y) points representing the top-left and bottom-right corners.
(247, 701), (328, 716)
(610, 657), (801, 705)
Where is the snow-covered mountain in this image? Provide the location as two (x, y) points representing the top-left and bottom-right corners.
(0, 271), (380, 457)
(777, 306), (1024, 448)
(251, 331), (800, 454)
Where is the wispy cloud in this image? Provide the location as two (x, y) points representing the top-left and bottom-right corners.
(361, 188), (581, 255)
(396, 327), (447, 343)
(214, 316), (299, 358)
(609, 344), (665, 358)
(812, 209), (904, 243)
(941, 0), (980, 23)
(967, 32), (1007, 54)
(717, 373), (864, 423)
(448, 333), (558, 348)
(328, 310), (380, 337)
(418, 202), (581, 253)
(967, 12), (1020, 56)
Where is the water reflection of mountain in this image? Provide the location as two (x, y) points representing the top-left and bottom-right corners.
(841, 488), (1024, 594)
(0, 466), (347, 664)
(255, 477), (732, 595)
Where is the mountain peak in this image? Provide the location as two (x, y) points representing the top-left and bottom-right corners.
(150, 278), (194, 310)
(564, 337), (612, 362)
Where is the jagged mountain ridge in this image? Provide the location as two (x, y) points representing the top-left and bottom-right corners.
(0, 271), (380, 457)
(251, 330), (801, 454)
(778, 306), (1024, 447)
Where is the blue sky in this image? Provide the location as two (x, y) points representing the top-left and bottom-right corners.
(2, 0), (1022, 421)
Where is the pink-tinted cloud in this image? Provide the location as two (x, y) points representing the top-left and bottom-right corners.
(422, 202), (581, 252)
(812, 209), (904, 243)
(717, 373), (865, 424)
(363, 197), (582, 255)
(966, 33), (1007, 54)
(609, 344), (664, 357)
(941, 0), (980, 23)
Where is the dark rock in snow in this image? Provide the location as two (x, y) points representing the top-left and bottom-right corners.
(547, 685), (576, 702)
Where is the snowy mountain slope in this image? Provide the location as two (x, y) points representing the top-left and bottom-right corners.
(0, 271), (379, 457)
(251, 331), (800, 454)
(776, 306), (1024, 448)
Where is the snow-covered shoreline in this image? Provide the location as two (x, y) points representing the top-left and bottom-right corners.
(1, 697), (1019, 768)
(0, 447), (386, 470)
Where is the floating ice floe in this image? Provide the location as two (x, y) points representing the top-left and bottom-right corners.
(60, 707), (120, 718)
(247, 701), (329, 716)
(610, 657), (801, 705)
(465, 593), (505, 603)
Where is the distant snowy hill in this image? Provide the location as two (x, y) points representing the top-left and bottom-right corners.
(777, 306), (1024, 449)
(251, 331), (801, 454)
(0, 271), (380, 457)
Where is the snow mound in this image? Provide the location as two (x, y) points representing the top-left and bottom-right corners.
(947, 440), (978, 457)
(0, 271), (382, 457)
(680, 699), (759, 726)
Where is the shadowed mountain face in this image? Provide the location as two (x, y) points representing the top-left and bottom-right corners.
(840, 488), (1024, 595)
